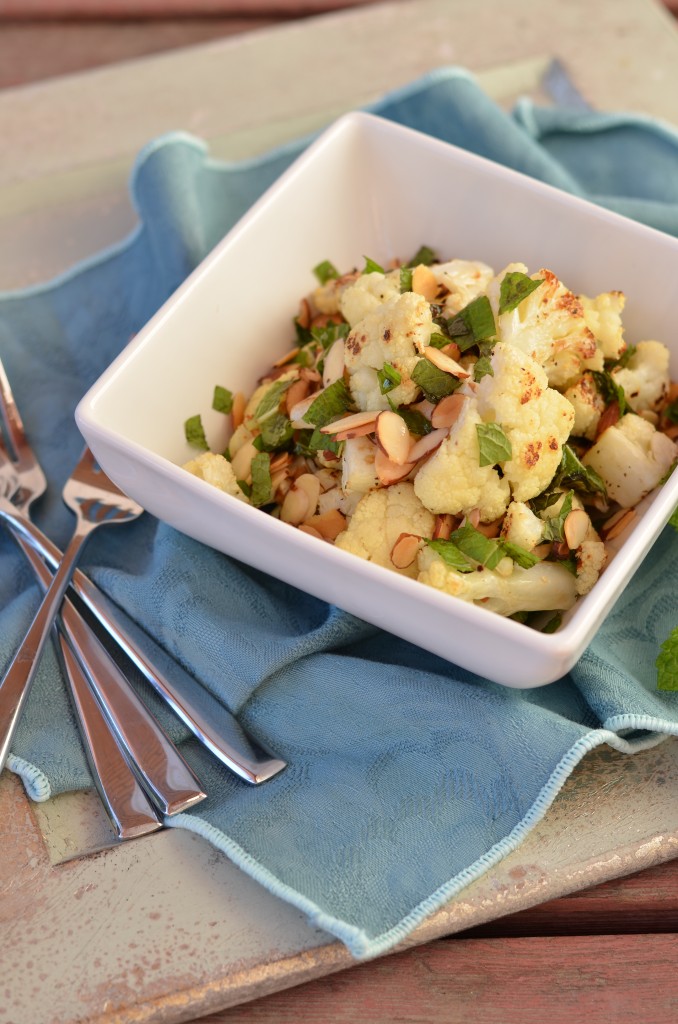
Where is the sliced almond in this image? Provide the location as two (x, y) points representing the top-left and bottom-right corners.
(595, 401), (621, 438)
(270, 468), (290, 497)
(375, 410), (412, 465)
(563, 508), (591, 550)
(294, 473), (321, 516)
(424, 347), (470, 378)
(408, 428), (448, 462)
(297, 297), (312, 330)
(231, 391), (246, 430)
(322, 338), (345, 388)
(302, 509), (347, 541)
(433, 514), (454, 541)
(431, 393), (467, 430)
(474, 517), (502, 539)
(274, 346), (301, 368)
(602, 507), (636, 541)
(441, 341), (462, 361)
(390, 532), (423, 569)
(230, 440), (258, 483)
(374, 448), (416, 486)
(298, 524), (324, 540)
(663, 423), (678, 440)
(269, 451), (292, 474)
(280, 484), (311, 525)
(411, 265), (439, 302)
(285, 378), (311, 416)
(289, 392), (319, 428)
(320, 410), (379, 435)
(466, 508), (481, 529)
(300, 366), (323, 384)
(411, 398), (436, 420)
(333, 422), (378, 442)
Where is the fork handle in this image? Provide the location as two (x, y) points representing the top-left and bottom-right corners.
(21, 536), (206, 816)
(0, 525), (92, 772)
(2, 507), (286, 783)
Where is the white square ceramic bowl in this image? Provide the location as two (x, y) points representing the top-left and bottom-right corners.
(76, 112), (678, 688)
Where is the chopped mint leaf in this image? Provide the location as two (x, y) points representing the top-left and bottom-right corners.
(428, 332), (451, 350)
(294, 427), (343, 458)
(255, 378), (292, 423)
(212, 385), (233, 414)
(541, 612), (562, 634)
(405, 245), (437, 267)
(501, 540), (540, 569)
(557, 444), (607, 497)
(313, 259), (339, 284)
(362, 256), (385, 275)
(237, 479), (252, 498)
(450, 522), (505, 570)
(425, 538), (475, 573)
(400, 267), (413, 292)
(610, 344), (637, 370)
(303, 378), (352, 427)
(541, 490), (574, 543)
(311, 320), (349, 352)
(411, 358), (462, 402)
(476, 422), (512, 467)
(656, 626), (678, 690)
(396, 408), (432, 436)
(184, 414), (209, 450)
(498, 271), (544, 315)
(294, 318), (313, 347)
(473, 355), (494, 382)
(447, 295), (496, 345)
(591, 370), (631, 416)
(254, 413), (294, 452)
(249, 452), (273, 507)
(377, 362), (402, 394)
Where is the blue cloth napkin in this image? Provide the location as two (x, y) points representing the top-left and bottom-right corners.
(2, 67), (678, 959)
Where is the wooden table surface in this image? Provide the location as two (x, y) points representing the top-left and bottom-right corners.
(2, 4), (678, 1023)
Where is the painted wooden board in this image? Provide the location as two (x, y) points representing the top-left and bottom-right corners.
(2, 3), (678, 1022)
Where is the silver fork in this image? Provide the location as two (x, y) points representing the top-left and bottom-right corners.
(0, 360), (286, 785)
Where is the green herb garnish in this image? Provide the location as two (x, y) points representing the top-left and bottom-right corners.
(313, 259), (340, 285)
(303, 378), (352, 428)
(425, 539), (475, 572)
(541, 490), (574, 543)
(590, 370), (631, 416)
(377, 362), (402, 394)
(447, 295), (496, 346)
(212, 386), (233, 414)
(184, 414), (209, 450)
(396, 408), (433, 436)
(255, 378), (292, 423)
(253, 413), (294, 452)
(557, 444), (607, 497)
(476, 422), (512, 467)
(500, 540), (540, 569)
(405, 245), (437, 267)
(411, 359), (462, 402)
(400, 267), (413, 293)
(473, 355), (494, 382)
(498, 271), (544, 315)
(541, 612), (562, 634)
(249, 452), (273, 507)
(449, 522), (505, 570)
(428, 332), (451, 350)
(362, 256), (385, 275)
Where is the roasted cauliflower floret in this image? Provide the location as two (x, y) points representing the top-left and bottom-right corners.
(312, 270), (359, 316)
(430, 258), (494, 315)
(582, 412), (678, 507)
(490, 264), (597, 387)
(344, 291), (433, 411)
(611, 340), (671, 413)
(334, 482), (435, 578)
(413, 397), (511, 522)
(580, 290), (626, 362)
(475, 343), (575, 502)
(417, 545), (577, 616)
(563, 372), (606, 440)
(500, 501), (544, 552)
(338, 270), (402, 327)
(183, 451), (249, 503)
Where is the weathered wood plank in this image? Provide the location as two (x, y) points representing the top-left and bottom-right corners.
(194, 933), (678, 1024)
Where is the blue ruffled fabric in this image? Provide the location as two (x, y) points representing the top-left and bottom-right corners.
(2, 68), (678, 958)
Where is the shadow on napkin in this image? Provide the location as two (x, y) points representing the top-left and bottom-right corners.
(1, 67), (678, 958)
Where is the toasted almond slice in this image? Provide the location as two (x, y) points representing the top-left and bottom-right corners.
(300, 366), (322, 384)
(269, 451), (292, 473)
(411, 265), (439, 302)
(564, 508), (591, 550)
(302, 509), (347, 541)
(323, 338), (345, 388)
(667, 381), (678, 403)
(270, 468), (290, 495)
(297, 297), (312, 329)
(411, 398), (436, 419)
(532, 542), (552, 560)
(294, 473), (321, 516)
(280, 484), (311, 525)
(431, 393), (467, 430)
(390, 532), (423, 569)
(441, 342), (462, 361)
(230, 440), (258, 482)
(474, 517), (502, 539)
(424, 347), (470, 378)
(285, 378), (311, 416)
(663, 422), (678, 440)
(320, 410), (379, 435)
(274, 346), (301, 368)
(333, 422), (378, 442)
(375, 410), (412, 465)
(595, 401), (621, 438)
(602, 507), (637, 541)
(466, 508), (481, 529)
(298, 524), (324, 540)
(374, 448), (416, 486)
(289, 392), (319, 427)
(408, 427), (448, 462)
(231, 391), (246, 430)
(433, 514), (454, 541)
